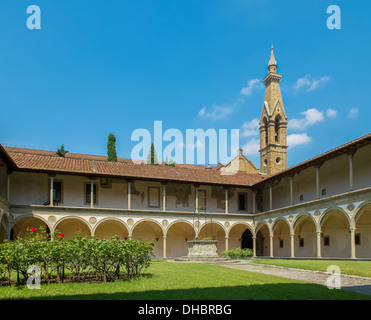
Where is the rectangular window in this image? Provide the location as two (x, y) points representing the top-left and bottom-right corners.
(148, 186), (160, 208)
(85, 183), (97, 204)
(324, 236), (330, 246)
(198, 190), (206, 211)
(299, 238), (304, 247)
(355, 233), (361, 245)
(279, 239), (284, 248)
(238, 193), (247, 211)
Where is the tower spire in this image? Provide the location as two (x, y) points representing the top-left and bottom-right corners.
(259, 45), (288, 175)
(268, 45), (277, 73)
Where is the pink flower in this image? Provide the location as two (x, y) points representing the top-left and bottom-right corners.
(30, 227), (36, 233)
(59, 233), (64, 238)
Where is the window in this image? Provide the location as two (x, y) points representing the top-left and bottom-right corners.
(355, 233), (361, 245)
(263, 118), (268, 145)
(299, 238), (304, 247)
(279, 239), (284, 248)
(299, 194), (304, 201)
(275, 117), (280, 142)
(198, 190), (206, 211)
(238, 193), (247, 211)
(148, 186), (160, 208)
(322, 188), (326, 196)
(324, 236), (330, 246)
(85, 183), (97, 204)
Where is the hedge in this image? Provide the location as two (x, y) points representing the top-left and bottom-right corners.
(221, 248), (254, 259)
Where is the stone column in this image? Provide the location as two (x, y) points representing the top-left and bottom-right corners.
(127, 181), (132, 210)
(253, 236), (257, 258)
(269, 185), (273, 211)
(225, 236), (229, 252)
(290, 233), (295, 258)
(49, 175), (54, 207)
(163, 236), (167, 259)
(316, 231), (322, 258)
(269, 235), (274, 258)
(90, 178), (95, 208)
(316, 166), (320, 200)
(225, 188), (228, 214)
(289, 176), (293, 206)
(162, 183), (166, 212)
(350, 228), (356, 259)
(195, 185), (199, 213)
(6, 172), (11, 202)
(349, 153), (354, 191)
(252, 191), (256, 214)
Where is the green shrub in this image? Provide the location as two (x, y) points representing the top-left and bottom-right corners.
(0, 227), (154, 286)
(221, 248), (253, 259)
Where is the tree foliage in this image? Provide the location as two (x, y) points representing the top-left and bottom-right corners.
(107, 133), (118, 162)
(56, 144), (68, 157)
(147, 143), (158, 165)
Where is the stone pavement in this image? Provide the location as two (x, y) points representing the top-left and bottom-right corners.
(218, 261), (371, 296)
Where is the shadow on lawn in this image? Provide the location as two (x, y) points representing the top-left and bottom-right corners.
(8, 283), (371, 300)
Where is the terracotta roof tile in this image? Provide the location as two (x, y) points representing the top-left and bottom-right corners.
(4, 147), (266, 187)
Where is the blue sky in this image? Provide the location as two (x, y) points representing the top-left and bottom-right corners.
(0, 0), (370, 168)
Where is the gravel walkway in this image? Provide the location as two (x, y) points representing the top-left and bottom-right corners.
(219, 261), (371, 296)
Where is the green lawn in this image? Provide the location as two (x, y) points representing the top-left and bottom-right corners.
(0, 261), (369, 300)
(251, 259), (371, 278)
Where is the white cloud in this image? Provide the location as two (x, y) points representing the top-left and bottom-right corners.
(288, 108), (324, 130)
(241, 118), (259, 137)
(198, 104), (233, 120)
(348, 107), (359, 118)
(326, 108), (338, 119)
(293, 75), (331, 92)
(287, 133), (312, 148)
(240, 79), (264, 96)
(242, 138), (260, 156)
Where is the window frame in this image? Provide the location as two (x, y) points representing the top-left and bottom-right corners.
(148, 186), (160, 208)
(237, 192), (248, 212)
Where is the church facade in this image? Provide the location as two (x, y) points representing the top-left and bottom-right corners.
(0, 48), (370, 259)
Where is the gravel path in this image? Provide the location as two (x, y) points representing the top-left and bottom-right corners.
(219, 261), (371, 296)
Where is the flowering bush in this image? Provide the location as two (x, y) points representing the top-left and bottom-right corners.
(0, 227), (154, 286)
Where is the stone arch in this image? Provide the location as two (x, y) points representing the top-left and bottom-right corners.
(132, 219), (164, 258)
(228, 222), (254, 251)
(11, 215), (52, 240)
(293, 214), (317, 257)
(54, 216), (92, 240)
(255, 221), (270, 256)
(353, 202), (371, 258)
(198, 221), (226, 254)
(0, 214), (9, 242)
(320, 207), (351, 228)
(272, 218), (291, 257)
(93, 218), (130, 240)
(320, 208), (351, 258)
(166, 220), (196, 258)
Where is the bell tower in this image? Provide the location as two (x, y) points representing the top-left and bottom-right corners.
(259, 46), (288, 175)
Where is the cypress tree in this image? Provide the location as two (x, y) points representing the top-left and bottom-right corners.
(107, 133), (117, 162)
(147, 143), (158, 165)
